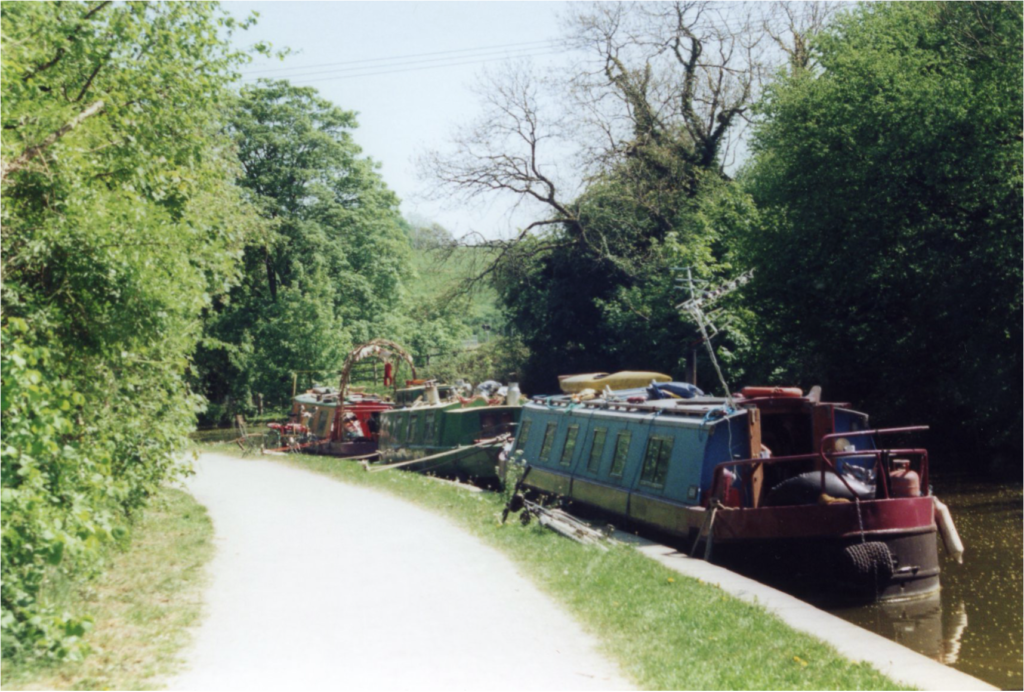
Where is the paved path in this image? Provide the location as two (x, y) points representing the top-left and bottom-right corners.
(168, 453), (629, 691)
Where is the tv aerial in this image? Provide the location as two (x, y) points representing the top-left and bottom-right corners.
(673, 267), (754, 406)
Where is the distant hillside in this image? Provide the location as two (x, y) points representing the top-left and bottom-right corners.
(409, 245), (505, 343)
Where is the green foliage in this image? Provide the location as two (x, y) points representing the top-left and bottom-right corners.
(1, 0), (251, 658)
(195, 80), (413, 414)
(497, 170), (755, 395)
(743, 2), (1023, 466)
(402, 218), (455, 251)
(0, 488), (215, 690)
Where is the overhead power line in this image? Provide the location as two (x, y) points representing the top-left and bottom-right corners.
(243, 45), (565, 83)
(241, 39), (562, 76)
(263, 48), (568, 85)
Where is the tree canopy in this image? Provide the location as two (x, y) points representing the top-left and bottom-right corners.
(1, 0), (254, 656)
(195, 80), (413, 412)
(743, 2), (1023, 465)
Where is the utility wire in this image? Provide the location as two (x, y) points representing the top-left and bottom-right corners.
(242, 39), (561, 76)
(246, 49), (567, 85)
(243, 46), (565, 83)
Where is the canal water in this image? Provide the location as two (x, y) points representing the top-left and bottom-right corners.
(829, 479), (1022, 690)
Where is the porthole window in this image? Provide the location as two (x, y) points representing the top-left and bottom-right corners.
(515, 419), (532, 452)
(423, 411), (436, 442)
(639, 436), (675, 489)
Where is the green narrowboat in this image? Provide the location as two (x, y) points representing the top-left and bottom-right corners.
(377, 385), (520, 485)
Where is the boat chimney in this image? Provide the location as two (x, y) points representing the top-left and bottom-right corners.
(424, 380), (440, 406)
(506, 383), (521, 406)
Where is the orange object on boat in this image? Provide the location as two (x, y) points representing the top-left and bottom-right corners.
(741, 386), (803, 399)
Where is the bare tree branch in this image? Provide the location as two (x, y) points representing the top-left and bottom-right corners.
(763, 1), (839, 71)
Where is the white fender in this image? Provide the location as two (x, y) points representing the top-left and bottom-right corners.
(934, 497), (964, 564)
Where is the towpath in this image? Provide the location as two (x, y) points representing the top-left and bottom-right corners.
(167, 453), (629, 691)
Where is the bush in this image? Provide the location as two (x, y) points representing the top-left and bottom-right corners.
(1, 322), (192, 658)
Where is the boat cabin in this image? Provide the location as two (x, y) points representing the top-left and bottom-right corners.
(378, 401), (519, 463)
(516, 388), (890, 516)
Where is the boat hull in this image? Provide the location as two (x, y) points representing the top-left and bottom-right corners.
(707, 502), (940, 602)
(524, 467), (939, 602)
(302, 439), (379, 458)
(393, 445), (503, 485)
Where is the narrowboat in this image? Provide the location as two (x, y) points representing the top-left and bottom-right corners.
(509, 383), (958, 603)
(376, 382), (521, 485)
(281, 387), (392, 457)
(273, 338), (418, 457)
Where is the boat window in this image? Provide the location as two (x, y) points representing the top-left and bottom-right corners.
(609, 431), (632, 477)
(481, 411), (517, 437)
(410, 414), (422, 444)
(317, 409), (331, 438)
(639, 436), (675, 489)
(587, 428), (607, 473)
(394, 415), (408, 444)
(515, 419), (531, 452)
(539, 422), (557, 461)
(423, 411), (436, 442)
(560, 425), (579, 466)
(480, 412), (497, 434)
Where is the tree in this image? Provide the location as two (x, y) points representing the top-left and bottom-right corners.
(196, 80), (412, 413)
(743, 2), (1023, 470)
(402, 216), (456, 251)
(424, 2), (775, 392)
(1, 1), (254, 656)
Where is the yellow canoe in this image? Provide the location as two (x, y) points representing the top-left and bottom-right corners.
(558, 371), (671, 394)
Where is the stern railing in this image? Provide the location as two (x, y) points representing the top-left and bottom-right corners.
(709, 426), (930, 508)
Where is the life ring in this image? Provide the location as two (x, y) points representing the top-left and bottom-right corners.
(741, 386), (803, 399)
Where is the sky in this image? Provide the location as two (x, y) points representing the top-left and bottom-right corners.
(228, 2), (579, 241)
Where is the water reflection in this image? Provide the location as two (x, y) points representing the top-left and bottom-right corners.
(833, 594), (969, 665)
(828, 479), (1023, 690)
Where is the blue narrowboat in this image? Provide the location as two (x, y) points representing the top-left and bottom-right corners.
(510, 384), (958, 602)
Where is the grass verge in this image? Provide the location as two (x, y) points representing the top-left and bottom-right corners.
(1, 487), (214, 691)
(197, 442), (907, 690)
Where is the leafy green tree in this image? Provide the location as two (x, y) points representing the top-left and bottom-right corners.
(496, 173), (755, 394)
(1, 1), (253, 656)
(196, 80), (412, 413)
(744, 2), (1022, 468)
(424, 4), (777, 394)
(403, 218), (455, 251)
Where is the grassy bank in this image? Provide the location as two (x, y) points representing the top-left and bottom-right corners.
(1, 488), (214, 691)
(197, 443), (905, 690)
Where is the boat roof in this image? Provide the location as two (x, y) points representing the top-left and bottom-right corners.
(527, 394), (745, 420)
(527, 390), (857, 423)
(384, 402), (519, 415)
(294, 392), (388, 407)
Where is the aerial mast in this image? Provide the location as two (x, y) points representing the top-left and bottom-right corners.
(674, 268), (754, 406)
